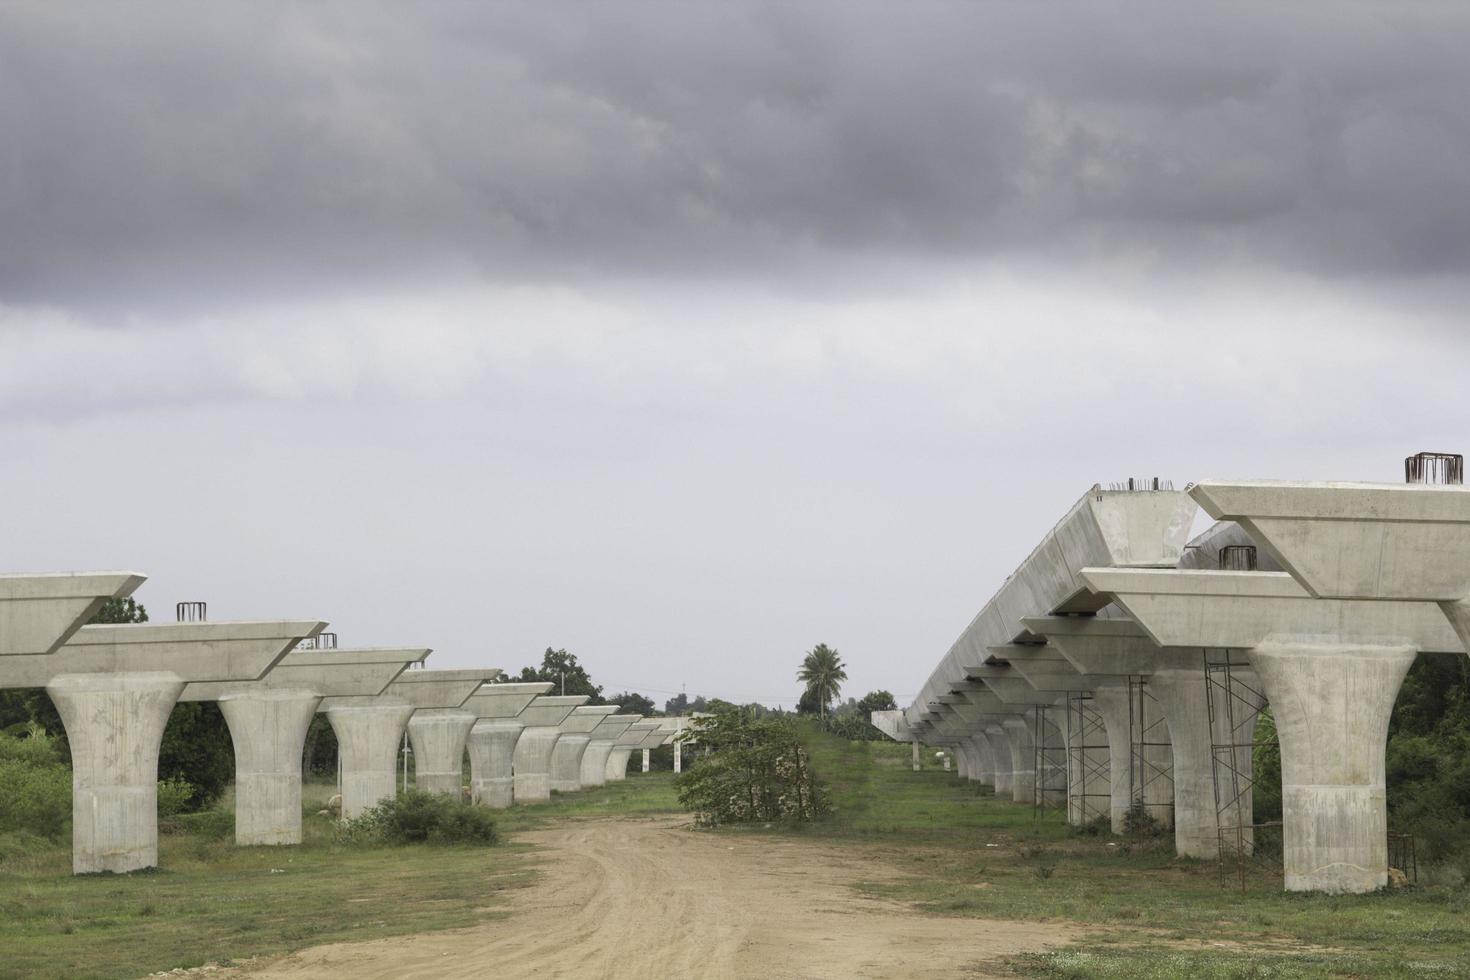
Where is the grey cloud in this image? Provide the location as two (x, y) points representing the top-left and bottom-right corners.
(4, 1), (1470, 313)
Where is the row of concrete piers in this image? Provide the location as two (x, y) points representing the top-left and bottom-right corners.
(0, 580), (688, 875)
(876, 459), (1470, 894)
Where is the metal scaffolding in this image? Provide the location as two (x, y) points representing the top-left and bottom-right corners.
(1032, 704), (1068, 820)
(1204, 649), (1277, 891)
(1065, 691), (1111, 825)
(1127, 676), (1174, 826)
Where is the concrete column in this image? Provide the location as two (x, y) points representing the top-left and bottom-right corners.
(217, 690), (322, 845)
(549, 733), (592, 793)
(49, 672), (185, 874)
(965, 736), (992, 785)
(466, 720), (522, 808)
(954, 743), (972, 780)
(984, 727), (1013, 796)
(642, 747), (650, 772)
(325, 701), (416, 818)
(1001, 718), (1034, 804)
(1037, 712), (1067, 809)
(407, 708), (476, 797)
(1250, 637), (1415, 894)
(1090, 683), (1135, 833)
(673, 739), (683, 773)
(1149, 667), (1229, 860)
(911, 741), (920, 772)
(513, 726), (562, 802)
(606, 747), (634, 781)
(580, 740), (617, 788)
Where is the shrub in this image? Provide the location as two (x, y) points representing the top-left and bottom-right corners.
(337, 790), (498, 846)
(1122, 801), (1165, 839)
(0, 730), (71, 840)
(675, 711), (829, 825)
(156, 777), (196, 818)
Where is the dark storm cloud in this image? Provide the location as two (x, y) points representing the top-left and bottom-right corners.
(3, 1), (1470, 310)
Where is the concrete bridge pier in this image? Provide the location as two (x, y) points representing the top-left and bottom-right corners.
(467, 721), (523, 808)
(548, 706), (622, 793)
(984, 726), (1013, 796)
(606, 747), (633, 781)
(1252, 636), (1415, 893)
(966, 735), (995, 786)
(1089, 682), (1138, 834)
(22, 618), (322, 873)
(549, 734), (592, 792)
(326, 700), (417, 818)
(218, 690), (321, 844)
(1001, 717), (1035, 804)
(408, 708), (478, 796)
(515, 727), (562, 800)
(580, 715), (640, 788)
(49, 672), (185, 874)
(1147, 667), (1230, 859)
(580, 739), (618, 787)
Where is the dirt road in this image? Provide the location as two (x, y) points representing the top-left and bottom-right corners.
(233, 816), (1078, 979)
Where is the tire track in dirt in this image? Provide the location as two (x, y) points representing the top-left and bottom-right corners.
(230, 816), (1079, 979)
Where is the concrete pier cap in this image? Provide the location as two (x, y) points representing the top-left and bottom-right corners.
(904, 483), (1197, 788)
(1020, 613), (1181, 835)
(1082, 563), (1463, 893)
(549, 705), (622, 793)
(463, 682), (554, 807)
(397, 669), (504, 796)
(13, 619), (326, 874)
(0, 571), (146, 656)
(607, 720), (661, 781)
(1190, 479), (1470, 644)
(322, 664), (510, 817)
(181, 646), (430, 845)
(579, 714), (641, 788)
(511, 695), (588, 802)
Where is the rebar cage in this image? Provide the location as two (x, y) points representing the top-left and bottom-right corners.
(175, 601), (207, 622)
(1405, 451), (1464, 485)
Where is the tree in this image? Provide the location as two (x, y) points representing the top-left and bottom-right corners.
(608, 691), (657, 716)
(856, 690), (897, 715)
(664, 692), (688, 715)
(796, 643), (847, 725)
(516, 648), (604, 703)
(675, 709), (828, 825)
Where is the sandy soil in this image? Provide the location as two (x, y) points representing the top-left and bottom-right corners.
(231, 816), (1080, 979)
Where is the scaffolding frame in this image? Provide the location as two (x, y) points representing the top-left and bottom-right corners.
(1065, 692), (1111, 826)
(1204, 649), (1279, 891)
(1032, 704), (1069, 821)
(1126, 676), (1174, 826)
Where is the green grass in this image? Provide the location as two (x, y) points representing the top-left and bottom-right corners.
(0, 781), (532, 980)
(494, 771), (682, 833)
(780, 729), (1470, 979)
(0, 773), (682, 980)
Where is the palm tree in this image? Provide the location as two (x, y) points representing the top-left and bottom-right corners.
(797, 644), (848, 725)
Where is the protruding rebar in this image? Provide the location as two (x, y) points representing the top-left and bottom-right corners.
(176, 601), (207, 622)
(1405, 452), (1463, 485)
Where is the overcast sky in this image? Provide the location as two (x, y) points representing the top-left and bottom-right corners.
(4, 2), (1470, 708)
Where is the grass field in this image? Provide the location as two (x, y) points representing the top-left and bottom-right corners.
(6, 735), (1469, 979)
(0, 771), (683, 980)
(788, 730), (1470, 979)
